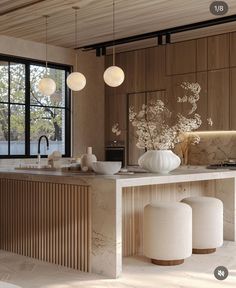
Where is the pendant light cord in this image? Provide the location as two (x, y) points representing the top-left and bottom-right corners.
(75, 8), (78, 71)
(112, 0), (115, 66)
(45, 15), (48, 75)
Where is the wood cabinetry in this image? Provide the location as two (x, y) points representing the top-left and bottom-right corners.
(197, 38), (207, 71)
(105, 31), (236, 165)
(126, 49), (146, 92)
(105, 93), (127, 144)
(128, 93), (146, 165)
(208, 69), (230, 130)
(0, 177), (91, 272)
(196, 72), (208, 130)
(208, 34), (229, 70)
(168, 73), (196, 116)
(166, 40), (196, 75)
(105, 49), (146, 95)
(127, 90), (168, 165)
(146, 46), (166, 90)
(230, 32), (236, 67)
(230, 68), (236, 129)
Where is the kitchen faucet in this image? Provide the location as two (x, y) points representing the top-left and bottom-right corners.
(37, 135), (49, 165)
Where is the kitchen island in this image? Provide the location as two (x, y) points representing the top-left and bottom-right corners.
(0, 166), (236, 278)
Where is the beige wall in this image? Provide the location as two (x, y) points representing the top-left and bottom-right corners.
(0, 35), (105, 161)
(0, 35), (74, 65)
(72, 52), (105, 160)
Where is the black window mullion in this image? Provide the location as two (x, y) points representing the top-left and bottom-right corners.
(65, 70), (71, 157)
(7, 62), (10, 156)
(25, 64), (30, 156)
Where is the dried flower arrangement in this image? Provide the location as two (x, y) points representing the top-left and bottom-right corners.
(112, 82), (213, 152)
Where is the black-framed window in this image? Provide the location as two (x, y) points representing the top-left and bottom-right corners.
(0, 55), (71, 158)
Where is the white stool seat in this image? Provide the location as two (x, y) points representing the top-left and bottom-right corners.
(181, 196), (223, 253)
(143, 202), (192, 265)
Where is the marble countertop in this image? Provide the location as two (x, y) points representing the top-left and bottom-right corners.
(0, 166), (236, 187)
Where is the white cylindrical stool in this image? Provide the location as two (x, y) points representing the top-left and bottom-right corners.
(144, 202), (192, 266)
(181, 196), (223, 254)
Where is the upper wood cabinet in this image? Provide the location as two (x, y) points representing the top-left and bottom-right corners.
(126, 49), (146, 92)
(196, 38), (207, 71)
(107, 49), (146, 94)
(166, 40), (196, 75)
(146, 46), (166, 90)
(208, 34), (229, 70)
(230, 68), (236, 129)
(208, 69), (230, 131)
(230, 32), (236, 67)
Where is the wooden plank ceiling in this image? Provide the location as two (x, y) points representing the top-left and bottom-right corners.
(0, 0), (236, 48)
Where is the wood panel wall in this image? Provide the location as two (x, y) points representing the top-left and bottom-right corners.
(122, 180), (215, 257)
(105, 31), (236, 165)
(0, 178), (91, 272)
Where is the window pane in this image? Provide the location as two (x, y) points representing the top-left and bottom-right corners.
(30, 106), (65, 155)
(0, 103), (8, 155)
(10, 105), (25, 155)
(30, 65), (65, 107)
(10, 63), (25, 104)
(0, 61), (9, 102)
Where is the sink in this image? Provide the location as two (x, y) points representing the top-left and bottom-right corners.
(15, 164), (59, 171)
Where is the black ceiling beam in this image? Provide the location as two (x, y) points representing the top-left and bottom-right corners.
(78, 14), (236, 51)
(166, 33), (171, 44)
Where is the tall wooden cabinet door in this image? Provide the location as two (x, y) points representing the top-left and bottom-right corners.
(230, 32), (236, 67)
(167, 73), (196, 123)
(105, 93), (127, 144)
(112, 49), (146, 94)
(197, 38), (207, 72)
(208, 34), (229, 70)
(125, 49), (146, 93)
(128, 93), (146, 166)
(208, 69), (230, 130)
(146, 46), (166, 90)
(196, 72), (208, 130)
(114, 52), (130, 95)
(166, 40), (196, 75)
(230, 68), (236, 129)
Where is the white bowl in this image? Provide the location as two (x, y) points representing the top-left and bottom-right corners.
(92, 161), (122, 175)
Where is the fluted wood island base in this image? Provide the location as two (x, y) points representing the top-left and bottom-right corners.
(0, 166), (236, 278)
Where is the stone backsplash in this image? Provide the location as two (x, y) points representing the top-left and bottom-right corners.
(186, 132), (236, 165)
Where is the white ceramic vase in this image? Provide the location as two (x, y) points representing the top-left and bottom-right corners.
(80, 147), (97, 171)
(138, 150), (181, 174)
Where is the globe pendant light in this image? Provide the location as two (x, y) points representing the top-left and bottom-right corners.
(103, 0), (125, 87)
(38, 15), (56, 96)
(66, 7), (86, 91)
